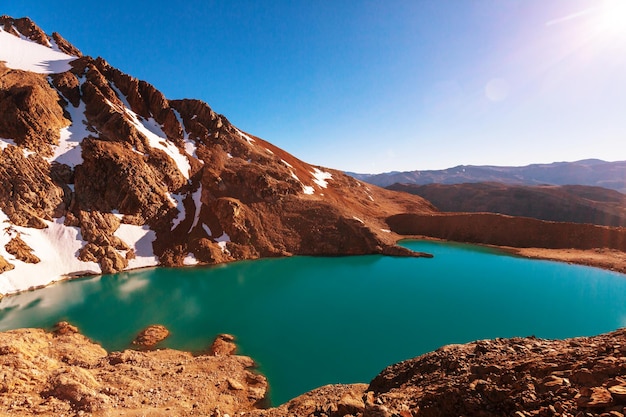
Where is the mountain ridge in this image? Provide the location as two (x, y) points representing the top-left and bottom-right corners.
(349, 159), (626, 192)
(0, 16), (434, 295)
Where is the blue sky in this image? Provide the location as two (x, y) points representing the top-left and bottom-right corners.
(4, 0), (626, 173)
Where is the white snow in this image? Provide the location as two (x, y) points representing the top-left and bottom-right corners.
(381, 229), (391, 233)
(227, 153), (233, 159)
(0, 138), (16, 150)
(0, 212), (101, 295)
(130, 113), (191, 180)
(281, 159), (293, 168)
(265, 148), (274, 155)
(303, 185), (315, 195)
(215, 232), (231, 254)
(107, 87), (191, 179)
(190, 186), (203, 229)
(169, 193), (186, 231)
(183, 253), (199, 266)
(0, 28), (75, 74)
(47, 85), (89, 166)
(235, 128), (255, 144)
(312, 168), (332, 188)
(353, 216), (364, 224)
(114, 223), (159, 269)
(172, 108), (201, 161)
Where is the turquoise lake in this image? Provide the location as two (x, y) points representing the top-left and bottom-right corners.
(1, 240), (625, 405)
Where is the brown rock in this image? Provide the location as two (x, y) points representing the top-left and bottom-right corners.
(209, 334), (237, 356)
(53, 321), (78, 335)
(4, 233), (40, 263)
(609, 385), (626, 402)
(132, 324), (170, 349)
(576, 387), (614, 408)
(0, 255), (14, 273)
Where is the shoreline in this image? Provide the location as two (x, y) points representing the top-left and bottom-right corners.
(2, 239), (624, 300)
(400, 234), (626, 275)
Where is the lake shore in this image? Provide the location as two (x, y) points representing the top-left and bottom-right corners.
(401, 235), (626, 275)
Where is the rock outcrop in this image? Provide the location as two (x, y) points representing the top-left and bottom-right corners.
(0, 324), (267, 416)
(4, 324), (626, 417)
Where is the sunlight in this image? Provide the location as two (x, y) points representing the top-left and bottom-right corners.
(597, 0), (626, 37)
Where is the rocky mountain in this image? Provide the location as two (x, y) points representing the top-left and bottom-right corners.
(388, 183), (626, 227)
(0, 16), (435, 295)
(350, 159), (626, 192)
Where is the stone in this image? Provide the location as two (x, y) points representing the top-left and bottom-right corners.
(131, 325), (170, 349)
(209, 334), (237, 356)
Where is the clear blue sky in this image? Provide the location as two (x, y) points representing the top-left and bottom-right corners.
(4, 0), (626, 173)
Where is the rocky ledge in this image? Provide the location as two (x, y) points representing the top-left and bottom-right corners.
(0, 323), (267, 416)
(3, 324), (626, 417)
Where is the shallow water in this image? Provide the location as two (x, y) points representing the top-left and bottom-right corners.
(1, 240), (625, 404)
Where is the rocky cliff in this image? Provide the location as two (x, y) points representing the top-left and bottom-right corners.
(3, 323), (626, 417)
(0, 16), (434, 295)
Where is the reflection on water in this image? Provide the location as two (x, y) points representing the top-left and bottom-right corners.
(0, 241), (625, 405)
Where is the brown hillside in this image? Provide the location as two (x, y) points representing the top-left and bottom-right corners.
(388, 182), (626, 227)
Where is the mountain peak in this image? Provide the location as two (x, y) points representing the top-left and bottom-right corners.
(0, 16), (81, 74)
(0, 16), (433, 295)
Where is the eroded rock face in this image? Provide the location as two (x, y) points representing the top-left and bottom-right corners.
(0, 66), (69, 156)
(0, 146), (67, 228)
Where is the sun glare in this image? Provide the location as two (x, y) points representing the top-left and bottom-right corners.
(597, 0), (626, 37)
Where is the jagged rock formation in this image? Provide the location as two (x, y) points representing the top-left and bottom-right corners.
(0, 16), (434, 294)
(4, 324), (626, 417)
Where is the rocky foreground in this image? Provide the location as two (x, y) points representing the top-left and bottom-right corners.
(3, 324), (626, 417)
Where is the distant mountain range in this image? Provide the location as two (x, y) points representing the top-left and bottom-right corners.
(348, 159), (626, 193)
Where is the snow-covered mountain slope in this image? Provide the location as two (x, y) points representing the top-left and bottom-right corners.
(0, 16), (434, 295)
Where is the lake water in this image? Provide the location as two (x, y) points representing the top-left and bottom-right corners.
(1, 240), (625, 405)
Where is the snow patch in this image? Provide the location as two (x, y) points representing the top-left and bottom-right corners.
(265, 148), (274, 155)
(353, 216), (364, 224)
(215, 232), (231, 254)
(0, 212), (101, 295)
(0, 138), (16, 150)
(381, 229), (391, 233)
(303, 185), (315, 195)
(183, 253), (199, 266)
(312, 168), (332, 188)
(114, 223), (159, 270)
(0, 28), (75, 74)
(170, 193), (186, 231)
(172, 109), (201, 161)
(48, 84), (89, 167)
(107, 87), (191, 179)
(227, 153), (233, 159)
(281, 159), (293, 168)
(235, 128), (255, 144)
(190, 186), (203, 229)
